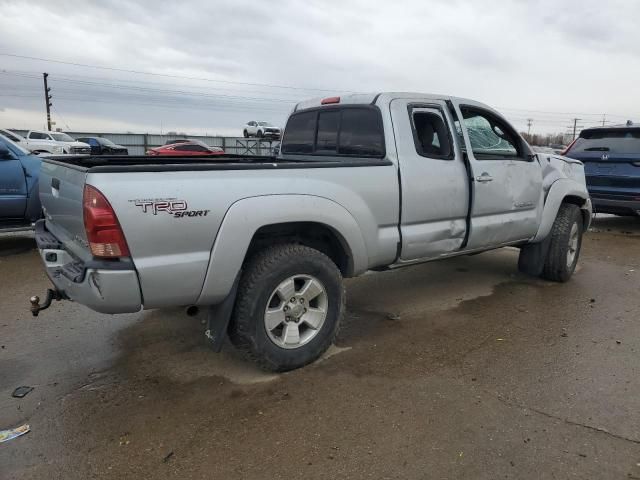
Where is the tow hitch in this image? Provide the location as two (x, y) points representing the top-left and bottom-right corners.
(30, 289), (66, 316)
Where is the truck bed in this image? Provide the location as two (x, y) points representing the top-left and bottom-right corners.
(38, 153), (400, 310)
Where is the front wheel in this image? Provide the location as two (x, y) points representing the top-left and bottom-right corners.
(243, 130), (249, 138)
(229, 244), (344, 372)
(541, 203), (584, 282)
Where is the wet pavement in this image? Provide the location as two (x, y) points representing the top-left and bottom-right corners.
(1, 216), (639, 479)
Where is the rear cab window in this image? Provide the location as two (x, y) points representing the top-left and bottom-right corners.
(281, 106), (385, 158)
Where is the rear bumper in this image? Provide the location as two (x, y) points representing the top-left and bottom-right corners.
(35, 220), (142, 314)
(590, 194), (640, 215)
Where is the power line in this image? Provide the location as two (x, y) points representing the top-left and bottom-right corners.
(2, 66), (638, 122)
(0, 70), (298, 104)
(0, 67), (310, 99)
(0, 53), (354, 93)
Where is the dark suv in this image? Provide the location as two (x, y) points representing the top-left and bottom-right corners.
(564, 123), (640, 216)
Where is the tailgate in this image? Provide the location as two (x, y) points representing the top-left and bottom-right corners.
(39, 160), (91, 260)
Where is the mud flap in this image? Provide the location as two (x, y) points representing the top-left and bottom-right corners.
(518, 235), (552, 277)
(204, 275), (240, 352)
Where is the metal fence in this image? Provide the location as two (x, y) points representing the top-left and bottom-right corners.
(11, 130), (278, 156)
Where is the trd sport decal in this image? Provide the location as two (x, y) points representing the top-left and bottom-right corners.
(130, 198), (210, 218)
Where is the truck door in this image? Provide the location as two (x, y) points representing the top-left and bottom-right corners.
(0, 143), (27, 219)
(452, 104), (542, 249)
(390, 99), (469, 260)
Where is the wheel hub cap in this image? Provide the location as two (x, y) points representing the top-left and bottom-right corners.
(566, 222), (579, 268)
(264, 274), (328, 349)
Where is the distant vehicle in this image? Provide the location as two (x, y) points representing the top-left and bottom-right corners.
(76, 137), (128, 156)
(146, 140), (225, 156)
(564, 122), (640, 216)
(243, 121), (281, 139)
(0, 133), (42, 231)
(164, 139), (190, 145)
(24, 130), (90, 155)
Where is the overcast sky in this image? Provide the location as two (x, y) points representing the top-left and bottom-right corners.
(0, 0), (639, 136)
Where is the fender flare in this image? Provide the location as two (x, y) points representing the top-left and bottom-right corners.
(196, 194), (368, 305)
(532, 179), (591, 242)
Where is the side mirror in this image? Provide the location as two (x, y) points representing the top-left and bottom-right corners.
(0, 143), (13, 159)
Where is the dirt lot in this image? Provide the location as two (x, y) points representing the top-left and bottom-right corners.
(1, 216), (639, 479)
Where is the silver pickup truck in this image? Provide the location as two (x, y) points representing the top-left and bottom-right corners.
(32, 92), (592, 371)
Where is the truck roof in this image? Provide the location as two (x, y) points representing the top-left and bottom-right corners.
(294, 92), (498, 116)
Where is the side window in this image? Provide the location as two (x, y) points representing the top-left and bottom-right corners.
(282, 111), (316, 154)
(29, 132), (46, 140)
(338, 109), (384, 156)
(89, 139), (99, 146)
(316, 110), (340, 154)
(410, 108), (452, 159)
(461, 108), (520, 159)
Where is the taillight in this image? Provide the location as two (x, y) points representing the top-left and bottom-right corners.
(83, 185), (130, 258)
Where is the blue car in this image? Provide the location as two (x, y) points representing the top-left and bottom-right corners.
(564, 123), (640, 216)
(0, 133), (42, 230)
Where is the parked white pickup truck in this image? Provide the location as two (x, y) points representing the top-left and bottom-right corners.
(24, 130), (90, 155)
(33, 92), (591, 371)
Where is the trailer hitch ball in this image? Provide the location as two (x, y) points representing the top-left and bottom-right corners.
(30, 296), (41, 316)
(30, 289), (65, 316)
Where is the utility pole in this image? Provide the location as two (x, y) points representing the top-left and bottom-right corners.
(526, 118), (533, 137)
(43, 73), (52, 131)
(602, 114), (606, 127)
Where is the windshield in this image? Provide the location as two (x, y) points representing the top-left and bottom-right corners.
(97, 137), (116, 146)
(258, 122), (273, 127)
(571, 128), (640, 155)
(0, 134), (31, 155)
(51, 133), (75, 142)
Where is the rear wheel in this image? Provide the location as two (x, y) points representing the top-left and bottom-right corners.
(229, 244), (344, 372)
(541, 203), (583, 282)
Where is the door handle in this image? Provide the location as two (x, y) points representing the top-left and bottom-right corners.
(476, 173), (493, 183)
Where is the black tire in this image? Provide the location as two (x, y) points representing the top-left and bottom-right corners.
(257, 130), (264, 138)
(541, 203), (583, 282)
(243, 130), (249, 138)
(229, 244), (344, 372)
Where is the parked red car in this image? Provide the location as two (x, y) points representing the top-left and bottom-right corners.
(146, 140), (225, 156)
